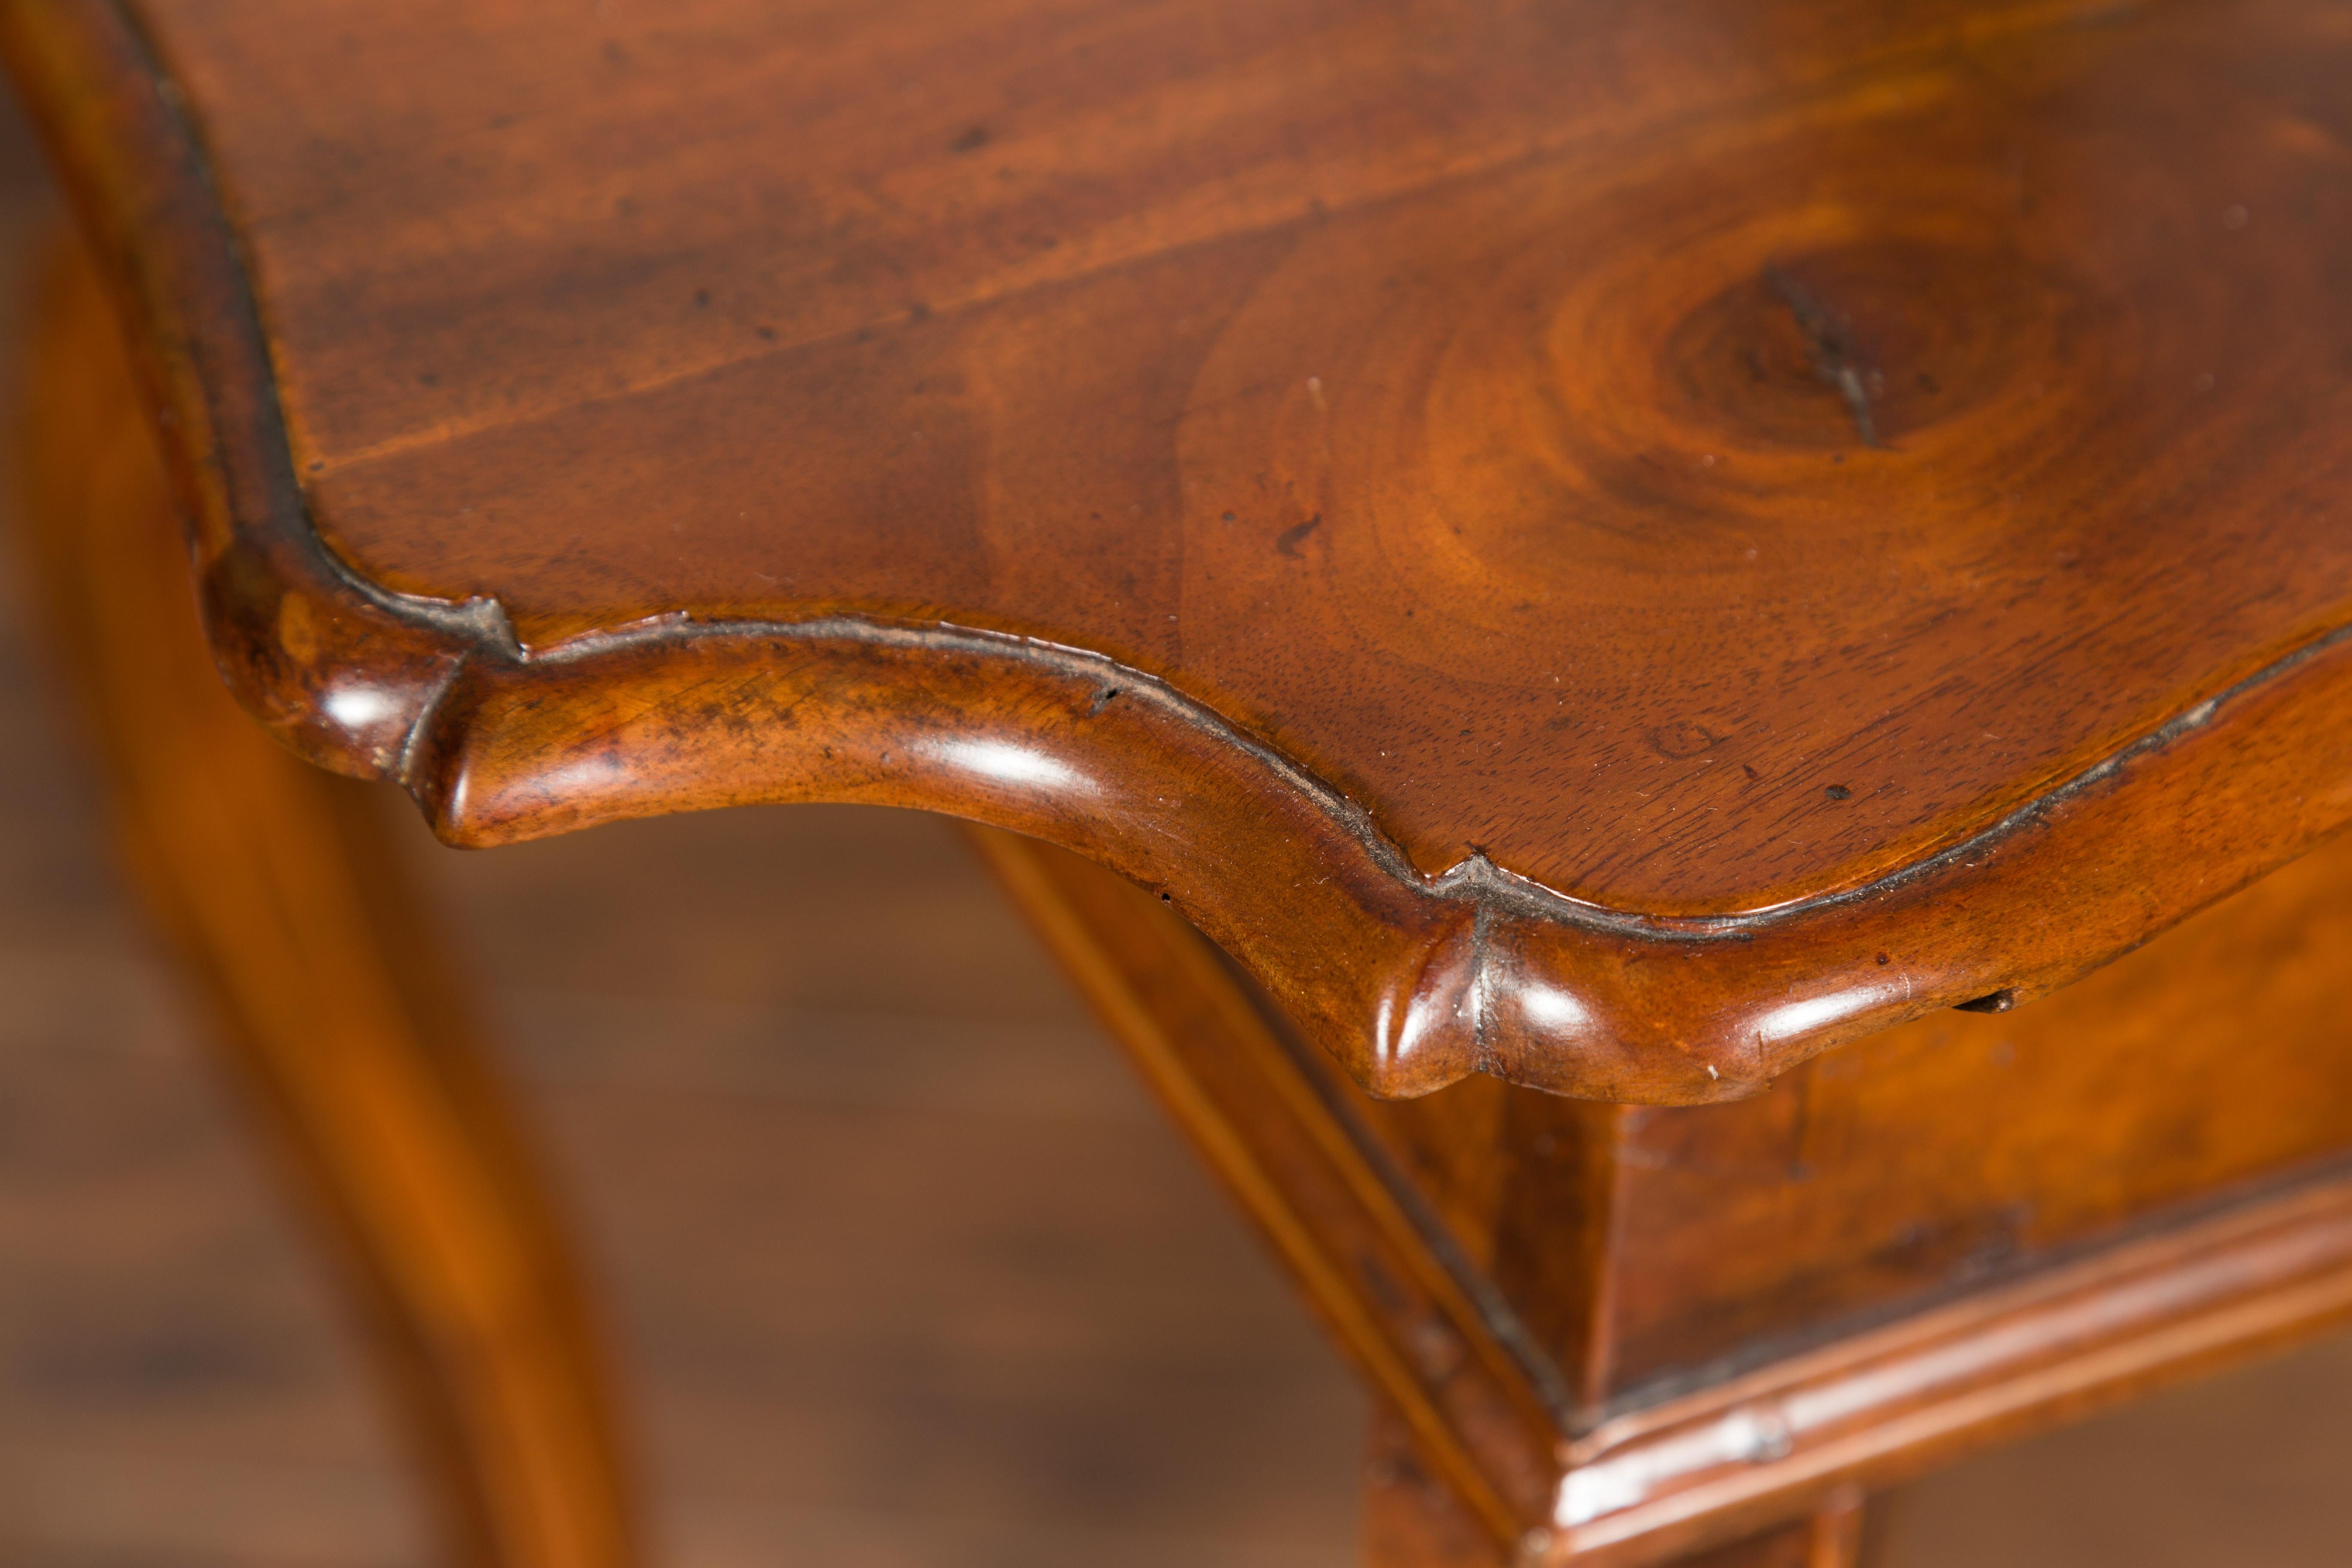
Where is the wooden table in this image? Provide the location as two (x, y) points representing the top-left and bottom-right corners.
(10, 0), (2352, 1562)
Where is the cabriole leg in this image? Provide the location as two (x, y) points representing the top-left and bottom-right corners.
(19, 228), (637, 1568)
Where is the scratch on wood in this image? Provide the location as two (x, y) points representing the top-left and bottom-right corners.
(1766, 264), (1883, 448)
(1277, 513), (1324, 557)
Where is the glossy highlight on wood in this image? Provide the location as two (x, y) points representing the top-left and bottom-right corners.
(18, 5), (2352, 1562)
(972, 816), (2352, 1566)
(968, 821), (1564, 1551)
(10, 0), (2352, 1102)
(1553, 1178), (2352, 1564)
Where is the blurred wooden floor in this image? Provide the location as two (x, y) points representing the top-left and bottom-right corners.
(0, 516), (1370, 1565)
(0, 94), (2349, 1568)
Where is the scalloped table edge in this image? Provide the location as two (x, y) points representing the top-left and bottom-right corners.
(15, 0), (2352, 1106)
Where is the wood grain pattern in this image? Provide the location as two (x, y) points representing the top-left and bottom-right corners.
(18, 11), (2352, 1555)
(9, 0), (2352, 1103)
(1568, 821), (2352, 1403)
(1320, 818), (2352, 1431)
(968, 819), (2352, 1566)
(19, 229), (636, 1568)
(159, 0), (2352, 912)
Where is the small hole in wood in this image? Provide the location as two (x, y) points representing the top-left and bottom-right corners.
(1955, 988), (2018, 1014)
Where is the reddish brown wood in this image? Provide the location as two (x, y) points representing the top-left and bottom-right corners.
(1363, 1409), (1872, 1568)
(18, 232), (636, 1568)
(1504, 823), (2352, 1408)
(1553, 1177), (2352, 1564)
(968, 824), (1561, 1553)
(15, 1), (2352, 1559)
(975, 822), (2352, 1566)
(1661, 1489), (1868, 1568)
(6, 0), (2352, 1100)
(1364, 1404), (1516, 1568)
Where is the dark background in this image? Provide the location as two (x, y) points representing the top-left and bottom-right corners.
(0, 86), (2346, 1568)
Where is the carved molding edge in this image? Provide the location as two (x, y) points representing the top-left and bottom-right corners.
(13, 0), (2352, 1104)
(1546, 1170), (2352, 1564)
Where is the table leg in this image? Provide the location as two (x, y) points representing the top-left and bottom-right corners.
(1364, 1403), (1516, 1567)
(18, 230), (637, 1568)
(1660, 1490), (1869, 1568)
(973, 824), (1920, 1568)
(969, 824), (1564, 1560)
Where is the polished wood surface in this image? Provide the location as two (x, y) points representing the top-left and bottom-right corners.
(117, 0), (2352, 911)
(1555, 1180), (2352, 1563)
(975, 817), (2352, 1565)
(7, 0), (2352, 1098)
(7, 605), (2352, 1568)
(15, 210), (2352, 1558)
(13, 3), (2352, 1565)
(1314, 822), (2352, 1429)
(968, 823), (1561, 1551)
(1556, 821), (2352, 1399)
(1363, 1410), (1875, 1568)
(20, 233), (636, 1568)
(9, 199), (2350, 1545)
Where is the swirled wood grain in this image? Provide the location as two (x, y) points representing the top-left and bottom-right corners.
(9, 0), (2352, 1100)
